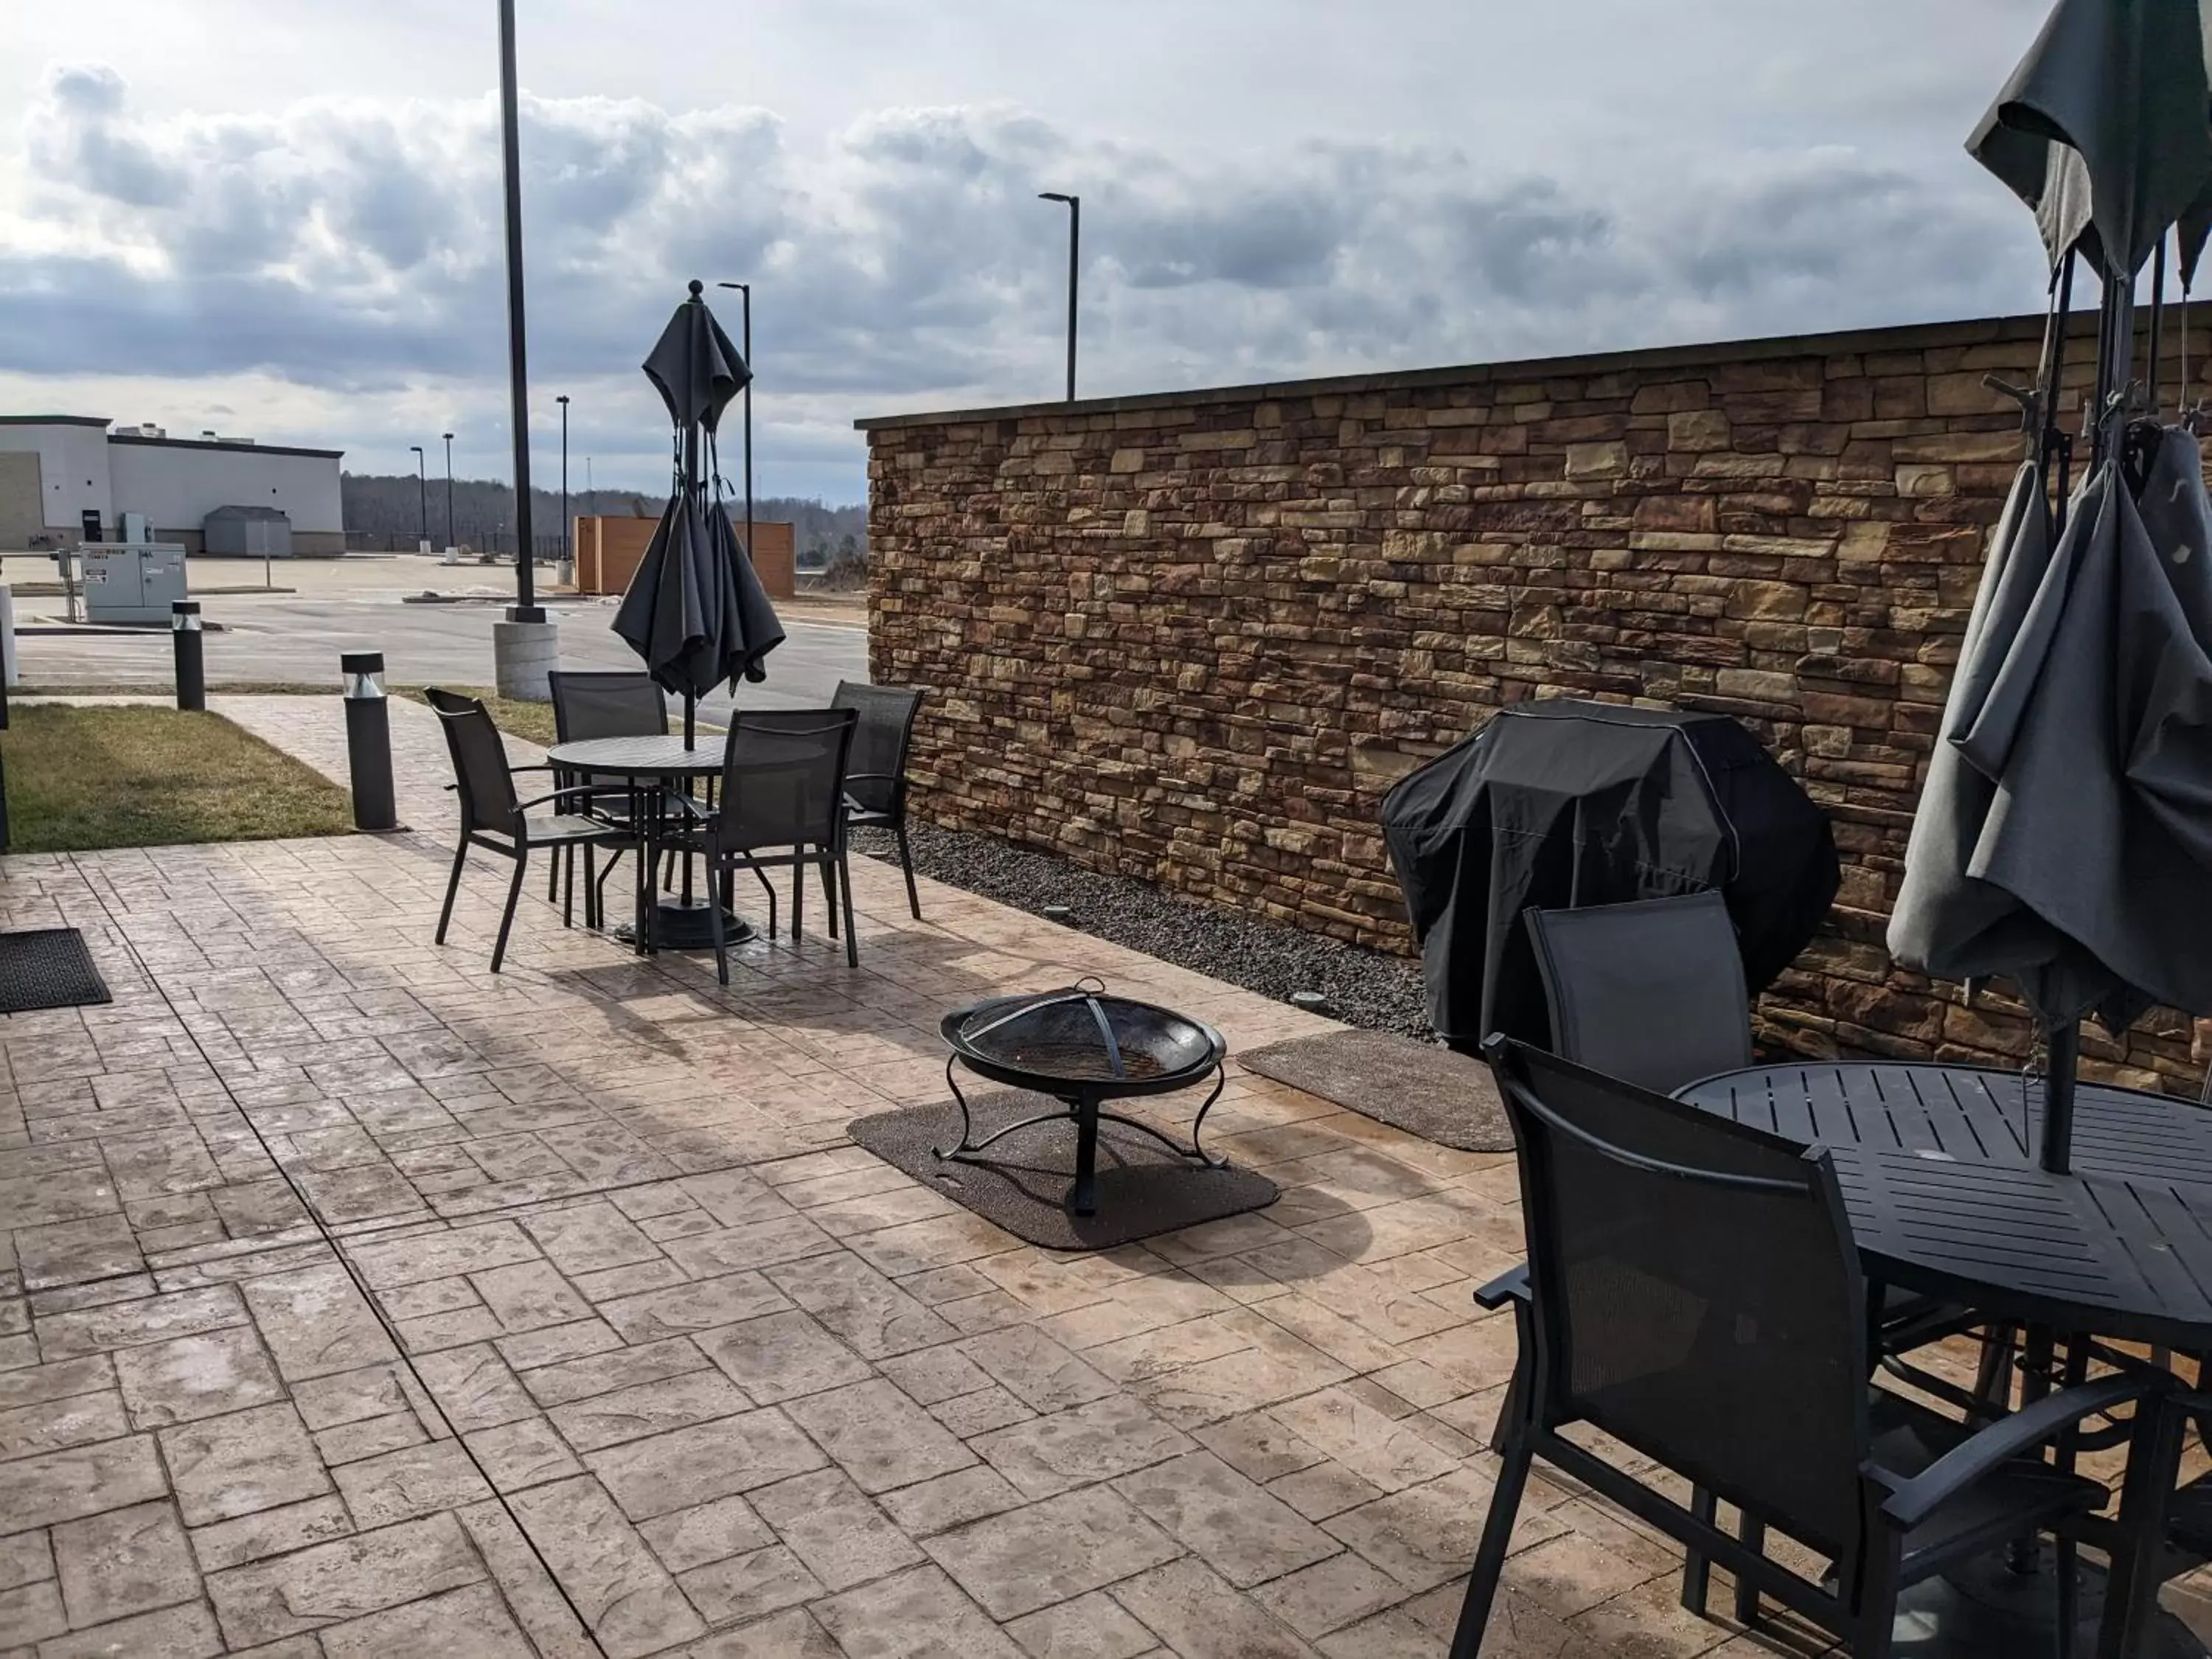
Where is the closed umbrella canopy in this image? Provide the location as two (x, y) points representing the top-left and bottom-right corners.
(1966, 0), (2212, 282)
(1890, 437), (2212, 1031)
(613, 282), (785, 709)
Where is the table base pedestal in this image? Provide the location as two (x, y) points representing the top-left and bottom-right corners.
(1889, 1544), (2205, 1657)
(612, 897), (755, 951)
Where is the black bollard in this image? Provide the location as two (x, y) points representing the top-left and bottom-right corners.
(171, 602), (205, 711)
(341, 651), (397, 832)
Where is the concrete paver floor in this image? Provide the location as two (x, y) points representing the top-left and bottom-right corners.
(1, 695), (2177, 1658)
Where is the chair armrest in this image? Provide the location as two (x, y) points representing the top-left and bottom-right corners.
(1475, 1264), (1529, 1312)
(1877, 1371), (2169, 1529)
(513, 785), (630, 813)
(845, 771), (897, 784)
(664, 793), (710, 818)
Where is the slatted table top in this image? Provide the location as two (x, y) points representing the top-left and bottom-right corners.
(1677, 1062), (2212, 1347)
(545, 734), (724, 776)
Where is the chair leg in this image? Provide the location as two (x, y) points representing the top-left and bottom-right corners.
(561, 844), (574, 929)
(491, 850), (529, 973)
(824, 848), (840, 939)
(1450, 1432), (1532, 1659)
(1857, 1540), (1902, 1659)
(1731, 1517), (1766, 1627)
(546, 846), (560, 902)
(583, 845), (597, 930)
(793, 855), (806, 940)
(1681, 1490), (1717, 1615)
(894, 821), (921, 918)
(2098, 1394), (2187, 1659)
(597, 848), (625, 925)
(838, 846), (858, 968)
(436, 840), (469, 945)
(2053, 1537), (2076, 1659)
(751, 863), (779, 938)
(707, 860), (730, 987)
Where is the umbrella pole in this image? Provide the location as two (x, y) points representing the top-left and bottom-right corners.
(2048, 252), (2076, 535)
(2039, 1019), (2079, 1175)
(2148, 234), (2168, 415)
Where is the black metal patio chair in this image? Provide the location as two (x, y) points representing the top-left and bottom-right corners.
(1452, 1037), (2164, 1659)
(832, 681), (925, 919)
(1523, 891), (1753, 1095)
(667, 708), (860, 984)
(425, 688), (637, 973)
(548, 669), (669, 927)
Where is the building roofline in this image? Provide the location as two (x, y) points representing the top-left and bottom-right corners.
(0, 414), (111, 428)
(852, 305), (2093, 432)
(106, 434), (345, 461)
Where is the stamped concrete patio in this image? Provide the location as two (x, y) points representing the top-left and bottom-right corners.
(0, 695), (1848, 1658)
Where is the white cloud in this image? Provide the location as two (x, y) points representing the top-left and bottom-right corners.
(0, 31), (2051, 502)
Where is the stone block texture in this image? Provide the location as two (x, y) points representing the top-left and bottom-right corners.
(862, 308), (2212, 1088)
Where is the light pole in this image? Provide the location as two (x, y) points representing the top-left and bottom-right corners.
(408, 446), (428, 550)
(495, 0), (541, 622)
(714, 282), (754, 566)
(556, 394), (570, 583)
(442, 433), (456, 553)
(1039, 192), (1079, 400)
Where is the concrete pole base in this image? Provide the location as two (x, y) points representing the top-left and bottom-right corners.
(492, 619), (558, 702)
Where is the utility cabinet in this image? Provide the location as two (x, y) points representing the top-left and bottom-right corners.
(80, 543), (189, 625)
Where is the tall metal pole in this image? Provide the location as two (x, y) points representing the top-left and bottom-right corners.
(557, 394), (569, 574)
(442, 433), (455, 549)
(717, 282), (754, 560)
(496, 0), (541, 621)
(409, 446), (428, 547)
(1039, 192), (1079, 400)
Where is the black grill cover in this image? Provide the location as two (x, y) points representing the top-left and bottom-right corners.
(1382, 703), (1840, 1051)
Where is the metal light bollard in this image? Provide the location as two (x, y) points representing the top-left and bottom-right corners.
(341, 651), (398, 832)
(171, 602), (205, 711)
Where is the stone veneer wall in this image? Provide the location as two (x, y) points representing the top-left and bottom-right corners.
(860, 310), (2212, 1091)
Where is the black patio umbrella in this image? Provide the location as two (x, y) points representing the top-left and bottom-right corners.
(613, 279), (786, 744)
(1889, 0), (2212, 1171)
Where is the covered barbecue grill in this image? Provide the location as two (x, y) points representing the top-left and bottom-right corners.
(1382, 702), (1839, 1052)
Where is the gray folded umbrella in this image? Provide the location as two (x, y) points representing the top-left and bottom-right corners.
(612, 282), (785, 717)
(1967, 0), (2212, 282)
(1891, 429), (2212, 1030)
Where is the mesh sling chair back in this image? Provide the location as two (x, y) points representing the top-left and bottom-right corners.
(548, 670), (669, 927)
(831, 681), (925, 918)
(425, 688), (635, 972)
(1451, 1038), (2162, 1659)
(1523, 889), (1753, 1096)
(672, 708), (860, 984)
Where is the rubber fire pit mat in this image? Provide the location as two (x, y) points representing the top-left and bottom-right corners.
(1237, 1028), (1512, 1152)
(848, 1088), (1278, 1252)
(0, 928), (111, 1015)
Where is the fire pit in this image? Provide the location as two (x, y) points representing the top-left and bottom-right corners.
(939, 978), (1228, 1216)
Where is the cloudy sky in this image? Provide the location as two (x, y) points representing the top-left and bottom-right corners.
(1, 0), (2059, 504)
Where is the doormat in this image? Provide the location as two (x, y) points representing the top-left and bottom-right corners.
(849, 1088), (1277, 1252)
(1238, 1028), (1513, 1152)
(0, 928), (112, 1014)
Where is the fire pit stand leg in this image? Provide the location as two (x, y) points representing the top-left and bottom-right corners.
(1070, 1093), (1101, 1217)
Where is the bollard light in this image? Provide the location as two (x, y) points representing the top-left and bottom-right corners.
(341, 650), (397, 832)
(171, 602), (205, 711)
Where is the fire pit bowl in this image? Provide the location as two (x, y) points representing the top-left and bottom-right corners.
(938, 978), (1228, 1216)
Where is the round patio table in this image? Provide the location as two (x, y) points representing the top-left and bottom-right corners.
(544, 735), (737, 953)
(1673, 1062), (2212, 1348)
(1676, 1060), (2212, 1658)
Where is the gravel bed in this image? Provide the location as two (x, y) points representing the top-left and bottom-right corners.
(852, 821), (1434, 1040)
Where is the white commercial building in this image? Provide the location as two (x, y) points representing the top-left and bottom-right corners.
(0, 415), (346, 554)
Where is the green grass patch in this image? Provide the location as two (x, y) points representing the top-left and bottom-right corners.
(398, 685), (559, 746)
(4, 706), (355, 852)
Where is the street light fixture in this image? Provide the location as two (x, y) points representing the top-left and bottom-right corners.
(441, 433), (456, 552)
(556, 394), (570, 582)
(408, 445), (428, 550)
(1039, 192), (1079, 401)
(714, 282), (754, 570)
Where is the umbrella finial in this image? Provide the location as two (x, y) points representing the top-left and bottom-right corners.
(687, 278), (703, 299)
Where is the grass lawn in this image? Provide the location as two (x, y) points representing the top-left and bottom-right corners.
(3, 706), (355, 852)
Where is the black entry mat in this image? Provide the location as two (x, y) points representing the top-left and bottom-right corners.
(0, 928), (112, 1014)
(1238, 1029), (1512, 1152)
(849, 1088), (1278, 1252)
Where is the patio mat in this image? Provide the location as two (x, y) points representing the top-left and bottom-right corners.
(848, 1088), (1278, 1252)
(0, 928), (111, 1014)
(1237, 1029), (1513, 1152)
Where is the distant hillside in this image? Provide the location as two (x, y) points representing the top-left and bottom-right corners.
(341, 473), (865, 560)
